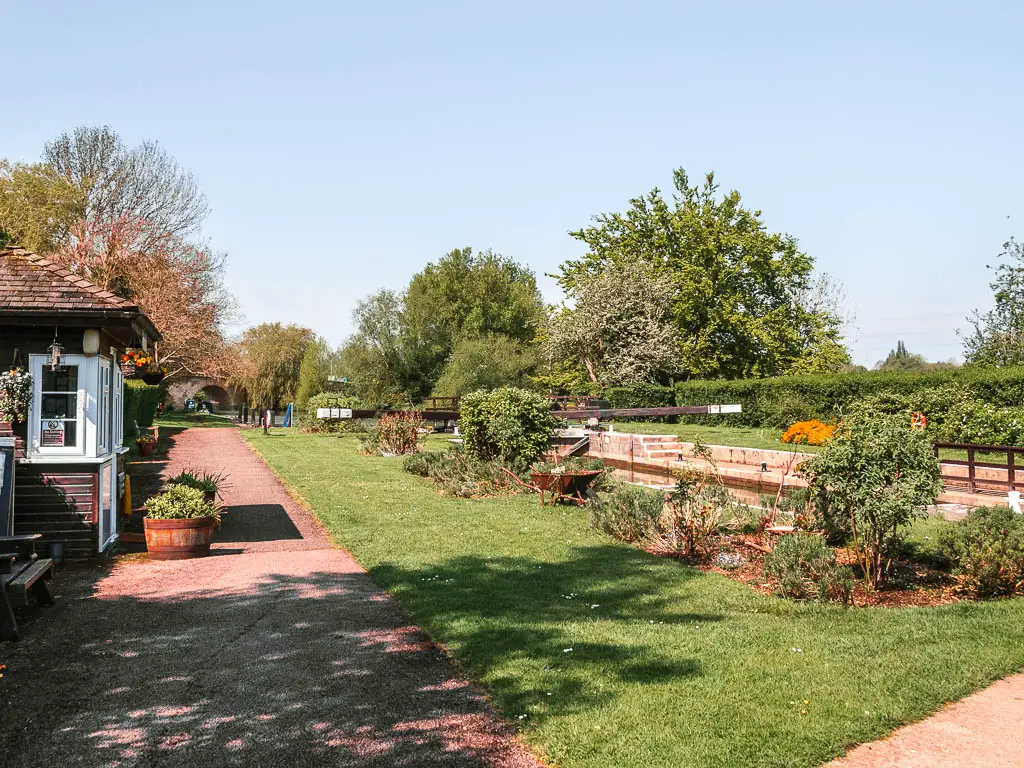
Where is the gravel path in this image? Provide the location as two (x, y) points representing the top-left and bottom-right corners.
(827, 673), (1024, 768)
(0, 427), (542, 768)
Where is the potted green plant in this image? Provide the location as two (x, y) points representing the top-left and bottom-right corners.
(142, 363), (168, 385)
(143, 485), (222, 559)
(136, 433), (157, 457)
(165, 468), (228, 504)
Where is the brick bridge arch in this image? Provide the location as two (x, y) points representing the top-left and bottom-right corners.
(165, 377), (242, 413)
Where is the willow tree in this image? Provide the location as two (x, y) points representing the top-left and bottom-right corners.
(236, 324), (314, 410)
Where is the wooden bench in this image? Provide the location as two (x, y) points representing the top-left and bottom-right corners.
(1, 534), (55, 642)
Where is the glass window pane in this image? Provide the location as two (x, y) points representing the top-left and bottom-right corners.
(41, 393), (77, 419)
(41, 366), (78, 393)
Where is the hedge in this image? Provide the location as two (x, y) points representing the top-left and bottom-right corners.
(124, 379), (163, 437)
(605, 384), (676, 421)
(605, 384), (676, 409)
(673, 367), (1024, 429)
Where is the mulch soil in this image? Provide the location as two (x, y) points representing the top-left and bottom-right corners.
(694, 535), (961, 608)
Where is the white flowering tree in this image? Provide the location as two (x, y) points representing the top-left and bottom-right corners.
(546, 262), (680, 387)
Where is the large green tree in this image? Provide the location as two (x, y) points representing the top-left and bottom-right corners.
(432, 334), (537, 396)
(963, 238), (1024, 366)
(340, 249), (547, 402)
(0, 161), (83, 252)
(560, 169), (849, 379)
(402, 247), (546, 394)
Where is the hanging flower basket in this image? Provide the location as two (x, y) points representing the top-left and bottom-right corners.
(120, 360), (137, 377)
(142, 369), (166, 385)
(0, 368), (32, 425)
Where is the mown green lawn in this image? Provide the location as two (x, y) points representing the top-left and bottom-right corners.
(243, 430), (1024, 768)
(155, 411), (238, 428)
(606, 422), (824, 453)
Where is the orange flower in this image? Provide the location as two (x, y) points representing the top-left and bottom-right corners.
(782, 419), (836, 446)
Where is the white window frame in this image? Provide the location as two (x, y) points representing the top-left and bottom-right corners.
(98, 357), (112, 455)
(28, 354), (89, 457)
(112, 361), (124, 449)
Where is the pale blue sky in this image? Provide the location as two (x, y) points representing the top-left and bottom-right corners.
(2, 1), (1021, 367)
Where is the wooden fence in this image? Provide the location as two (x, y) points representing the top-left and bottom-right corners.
(933, 442), (1024, 494)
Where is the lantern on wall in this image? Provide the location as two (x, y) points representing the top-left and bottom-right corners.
(82, 329), (100, 356)
(48, 329), (65, 373)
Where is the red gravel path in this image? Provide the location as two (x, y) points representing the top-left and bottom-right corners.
(827, 673), (1024, 768)
(0, 427), (543, 768)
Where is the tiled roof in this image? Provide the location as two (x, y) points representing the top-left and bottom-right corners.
(0, 247), (139, 313)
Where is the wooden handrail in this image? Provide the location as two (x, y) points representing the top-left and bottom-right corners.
(932, 441), (1024, 495)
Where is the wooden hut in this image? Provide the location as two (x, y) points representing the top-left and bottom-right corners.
(0, 247), (161, 558)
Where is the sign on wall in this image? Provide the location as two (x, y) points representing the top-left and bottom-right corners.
(41, 420), (65, 447)
(315, 408), (353, 419)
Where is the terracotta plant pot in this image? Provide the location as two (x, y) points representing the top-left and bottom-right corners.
(144, 516), (216, 560)
(138, 441), (155, 457)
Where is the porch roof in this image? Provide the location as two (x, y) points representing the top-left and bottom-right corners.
(0, 247), (160, 341)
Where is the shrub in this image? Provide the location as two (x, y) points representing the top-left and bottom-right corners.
(802, 412), (943, 588)
(302, 392), (358, 433)
(459, 387), (554, 465)
(124, 380), (163, 434)
(942, 400), (1024, 446)
(403, 445), (521, 497)
(940, 506), (1024, 597)
(781, 419), (836, 446)
(589, 482), (665, 543)
(360, 412), (424, 456)
(646, 470), (732, 561)
(165, 468), (228, 495)
(145, 484), (221, 525)
(764, 534), (853, 604)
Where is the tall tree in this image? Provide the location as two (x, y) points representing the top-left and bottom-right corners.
(295, 336), (335, 407)
(546, 262), (680, 387)
(402, 247), (546, 394)
(875, 340), (928, 372)
(235, 324), (314, 409)
(43, 125), (208, 254)
(433, 334), (537, 396)
(1, 126), (235, 380)
(962, 238), (1024, 366)
(338, 290), (411, 406)
(0, 161), (83, 252)
(560, 169), (849, 378)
